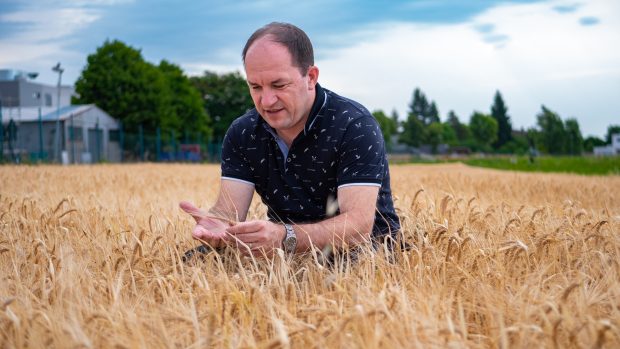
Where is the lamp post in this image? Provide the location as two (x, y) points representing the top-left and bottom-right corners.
(52, 62), (64, 163)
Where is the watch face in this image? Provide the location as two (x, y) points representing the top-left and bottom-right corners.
(284, 236), (297, 253)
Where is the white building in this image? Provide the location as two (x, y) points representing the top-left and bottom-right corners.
(1, 104), (121, 163)
(593, 133), (620, 156)
(0, 69), (74, 108)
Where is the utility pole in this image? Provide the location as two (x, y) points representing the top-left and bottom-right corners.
(52, 62), (64, 163)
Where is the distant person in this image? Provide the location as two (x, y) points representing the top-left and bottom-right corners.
(180, 22), (400, 260)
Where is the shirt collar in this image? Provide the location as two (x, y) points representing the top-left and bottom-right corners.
(303, 82), (326, 134)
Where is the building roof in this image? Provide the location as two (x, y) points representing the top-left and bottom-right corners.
(1, 105), (97, 123)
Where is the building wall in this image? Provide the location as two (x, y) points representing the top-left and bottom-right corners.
(0, 81), (19, 107)
(0, 79), (74, 108)
(62, 107), (120, 163)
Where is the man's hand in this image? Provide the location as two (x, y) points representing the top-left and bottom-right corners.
(179, 201), (231, 248)
(225, 220), (286, 257)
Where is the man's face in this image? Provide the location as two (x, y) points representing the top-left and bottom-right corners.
(244, 36), (318, 137)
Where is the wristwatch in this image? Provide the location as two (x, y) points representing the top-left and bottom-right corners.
(282, 223), (297, 254)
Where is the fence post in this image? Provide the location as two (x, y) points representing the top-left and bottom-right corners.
(119, 122), (124, 163)
(0, 100), (3, 163)
(139, 124), (144, 161)
(170, 129), (176, 161)
(38, 106), (44, 161)
(95, 119), (100, 163)
(156, 127), (161, 162)
(70, 113), (76, 163)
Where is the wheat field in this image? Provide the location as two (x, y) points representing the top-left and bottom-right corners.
(1, 163), (619, 348)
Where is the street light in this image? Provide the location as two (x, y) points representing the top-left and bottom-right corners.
(52, 62), (64, 163)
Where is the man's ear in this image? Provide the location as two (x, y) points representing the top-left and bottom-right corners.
(307, 65), (319, 89)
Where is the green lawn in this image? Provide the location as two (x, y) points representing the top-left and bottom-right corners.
(463, 156), (620, 175)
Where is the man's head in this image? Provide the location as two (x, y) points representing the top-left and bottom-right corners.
(242, 22), (314, 77)
(242, 22), (319, 140)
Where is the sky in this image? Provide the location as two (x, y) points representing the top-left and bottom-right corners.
(0, 0), (618, 138)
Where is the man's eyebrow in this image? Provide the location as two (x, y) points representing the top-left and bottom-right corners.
(248, 78), (288, 86)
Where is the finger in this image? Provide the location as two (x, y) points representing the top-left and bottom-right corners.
(179, 201), (206, 224)
(226, 221), (262, 235)
(224, 233), (257, 250)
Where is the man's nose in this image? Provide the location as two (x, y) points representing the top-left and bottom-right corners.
(261, 89), (277, 107)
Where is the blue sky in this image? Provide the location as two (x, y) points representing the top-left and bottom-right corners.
(1, 0), (618, 138)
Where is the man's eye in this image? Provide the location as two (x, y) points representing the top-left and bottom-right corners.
(274, 84), (285, 89)
(251, 86), (261, 90)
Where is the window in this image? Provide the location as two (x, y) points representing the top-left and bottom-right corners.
(45, 94), (52, 106)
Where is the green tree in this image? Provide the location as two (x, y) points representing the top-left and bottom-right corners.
(399, 113), (426, 147)
(372, 110), (397, 151)
(428, 101), (440, 125)
(73, 39), (170, 131)
(408, 87), (440, 126)
(536, 106), (566, 154)
(605, 125), (620, 144)
(491, 90), (512, 150)
(469, 112), (498, 152)
(564, 118), (583, 155)
(190, 71), (254, 142)
(409, 88), (429, 124)
(440, 122), (457, 146)
(583, 136), (605, 153)
(426, 122), (443, 153)
(158, 60), (211, 140)
(447, 110), (469, 143)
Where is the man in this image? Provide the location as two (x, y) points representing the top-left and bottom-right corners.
(181, 22), (400, 258)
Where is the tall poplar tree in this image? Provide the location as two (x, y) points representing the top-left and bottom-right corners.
(491, 90), (512, 150)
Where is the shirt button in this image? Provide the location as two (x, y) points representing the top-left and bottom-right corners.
(287, 157), (291, 162)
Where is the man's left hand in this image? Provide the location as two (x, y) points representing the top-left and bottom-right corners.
(225, 220), (286, 257)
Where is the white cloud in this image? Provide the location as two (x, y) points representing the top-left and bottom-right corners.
(181, 62), (245, 77)
(0, 8), (100, 42)
(0, 2), (121, 85)
(315, 0), (620, 137)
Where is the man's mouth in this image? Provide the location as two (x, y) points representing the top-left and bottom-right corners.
(265, 108), (284, 115)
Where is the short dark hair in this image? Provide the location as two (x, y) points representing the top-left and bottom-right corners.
(242, 22), (314, 76)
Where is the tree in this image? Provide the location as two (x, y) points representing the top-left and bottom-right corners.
(469, 112), (498, 152)
(158, 60), (211, 140)
(190, 71), (254, 142)
(583, 136), (605, 153)
(408, 87), (440, 126)
(426, 122), (443, 153)
(440, 122), (457, 146)
(409, 88), (429, 124)
(564, 118), (583, 155)
(399, 113), (426, 147)
(428, 101), (440, 125)
(605, 125), (620, 144)
(372, 110), (397, 151)
(447, 110), (469, 142)
(491, 90), (512, 150)
(73, 39), (170, 131)
(536, 106), (566, 154)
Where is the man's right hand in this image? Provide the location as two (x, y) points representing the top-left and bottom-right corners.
(179, 201), (231, 248)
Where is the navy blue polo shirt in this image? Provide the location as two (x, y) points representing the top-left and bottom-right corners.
(221, 83), (400, 238)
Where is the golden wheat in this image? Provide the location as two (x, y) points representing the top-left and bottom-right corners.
(1, 163), (619, 348)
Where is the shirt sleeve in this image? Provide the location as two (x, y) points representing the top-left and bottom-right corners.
(221, 121), (255, 184)
(337, 114), (387, 188)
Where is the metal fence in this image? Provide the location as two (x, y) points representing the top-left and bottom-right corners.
(0, 121), (222, 164)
